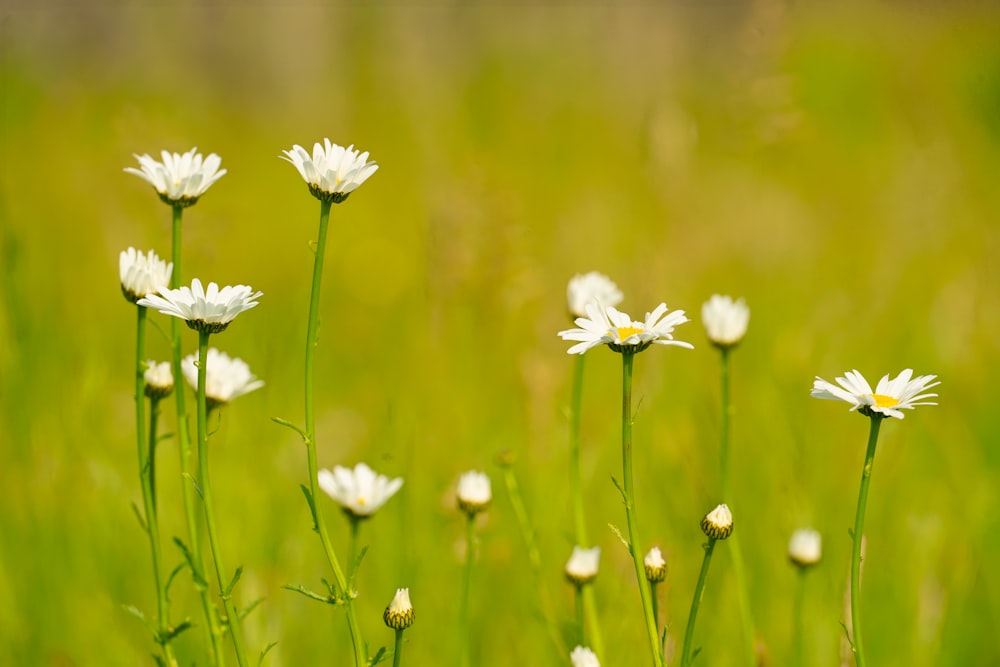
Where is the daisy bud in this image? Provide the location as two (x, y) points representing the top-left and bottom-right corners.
(457, 471), (492, 516)
(143, 360), (174, 399)
(788, 529), (822, 568)
(383, 588), (414, 630)
(701, 504), (734, 541)
(644, 546), (667, 583)
(565, 546), (600, 586)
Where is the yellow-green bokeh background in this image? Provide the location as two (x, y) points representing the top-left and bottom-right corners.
(3, 2), (1000, 665)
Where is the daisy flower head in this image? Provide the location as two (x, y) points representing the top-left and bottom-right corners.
(788, 528), (822, 568)
(318, 462), (403, 519)
(566, 271), (624, 319)
(811, 369), (939, 420)
(383, 588), (414, 630)
(143, 360), (174, 400)
(701, 294), (750, 348)
(456, 470), (492, 516)
(120, 247), (172, 304)
(558, 302), (693, 355)
(124, 147), (226, 207)
(280, 139), (378, 203)
(565, 545), (601, 586)
(570, 646), (601, 667)
(182, 348), (264, 407)
(137, 278), (262, 334)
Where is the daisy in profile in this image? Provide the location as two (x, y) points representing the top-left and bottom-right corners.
(138, 278), (261, 333)
(566, 271), (623, 319)
(125, 147), (226, 207)
(811, 367), (939, 667)
(281, 139), (378, 203)
(120, 247), (172, 304)
(317, 462), (403, 519)
(182, 348), (263, 408)
(558, 302), (693, 355)
(811, 368), (939, 420)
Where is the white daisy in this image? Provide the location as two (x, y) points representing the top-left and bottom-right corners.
(811, 369), (939, 420)
(137, 278), (261, 334)
(566, 271), (623, 319)
(280, 139), (378, 203)
(318, 462), (403, 518)
(558, 302), (693, 355)
(570, 646), (601, 667)
(120, 247), (172, 303)
(182, 348), (264, 407)
(456, 471), (492, 515)
(788, 528), (822, 568)
(701, 294), (750, 348)
(143, 360), (174, 399)
(124, 147), (226, 206)
(565, 545), (601, 585)
(383, 588), (414, 630)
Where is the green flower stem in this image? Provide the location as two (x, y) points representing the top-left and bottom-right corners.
(392, 628), (405, 667)
(499, 464), (565, 658)
(569, 354), (588, 544)
(170, 204), (224, 666)
(574, 585), (585, 646)
(348, 515), (361, 575)
(620, 352), (665, 667)
(793, 567), (807, 667)
(303, 199), (366, 667)
(850, 415), (883, 667)
(196, 330), (250, 667)
(681, 537), (719, 667)
(568, 355), (606, 660)
(650, 581), (660, 631)
(460, 513), (477, 667)
(135, 307), (176, 666)
(717, 348), (757, 667)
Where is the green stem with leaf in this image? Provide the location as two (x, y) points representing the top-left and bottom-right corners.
(196, 330), (250, 667)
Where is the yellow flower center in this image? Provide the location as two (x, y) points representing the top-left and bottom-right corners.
(871, 393), (898, 408)
(357, 496), (367, 506)
(614, 326), (643, 340)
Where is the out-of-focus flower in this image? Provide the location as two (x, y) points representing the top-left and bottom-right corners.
(457, 471), (492, 516)
(181, 348), (263, 407)
(143, 360), (174, 399)
(788, 528), (822, 568)
(570, 646), (600, 667)
(567, 271), (623, 319)
(565, 546), (601, 586)
(318, 462), (403, 518)
(701, 294), (750, 348)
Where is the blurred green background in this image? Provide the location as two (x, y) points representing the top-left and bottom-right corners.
(3, 1), (1000, 665)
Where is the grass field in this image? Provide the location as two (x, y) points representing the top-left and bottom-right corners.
(3, 2), (1000, 665)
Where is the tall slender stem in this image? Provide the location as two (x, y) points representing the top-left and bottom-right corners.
(302, 199), (366, 667)
(567, 354), (605, 659)
(460, 513), (477, 667)
(620, 352), (665, 667)
(793, 568), (807, 667)
(681, 538), (718, 667)
(574, 586), (586, 646)
(850, 415), (883, 667)
(718, 347), (757, 667)
(169, 204), (224, 665)
(196, 330), (250, 667)
(569, 354), (588, 544)
(135, 307), (176, 666)
(392, 628), (405, 667)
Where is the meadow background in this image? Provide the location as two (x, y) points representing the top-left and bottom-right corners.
(2, 1), (1000, 665)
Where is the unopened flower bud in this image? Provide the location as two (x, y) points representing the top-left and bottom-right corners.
(788, 528), (822, 568)
(383, 588), (414, 630)
(701, 504), (734, 540)
(644, 546), (667, 583)
(565, 546), (600, 586)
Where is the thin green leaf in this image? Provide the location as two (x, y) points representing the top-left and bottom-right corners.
(282, 584), (333, 604)
(225, 566), (244, 596)
(238, 597), (264, 621)
(300, 485), (318, 531)
(131, 502), (148, 533)
(271, 416), (307, 440)
(258, 641), (278, 666)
